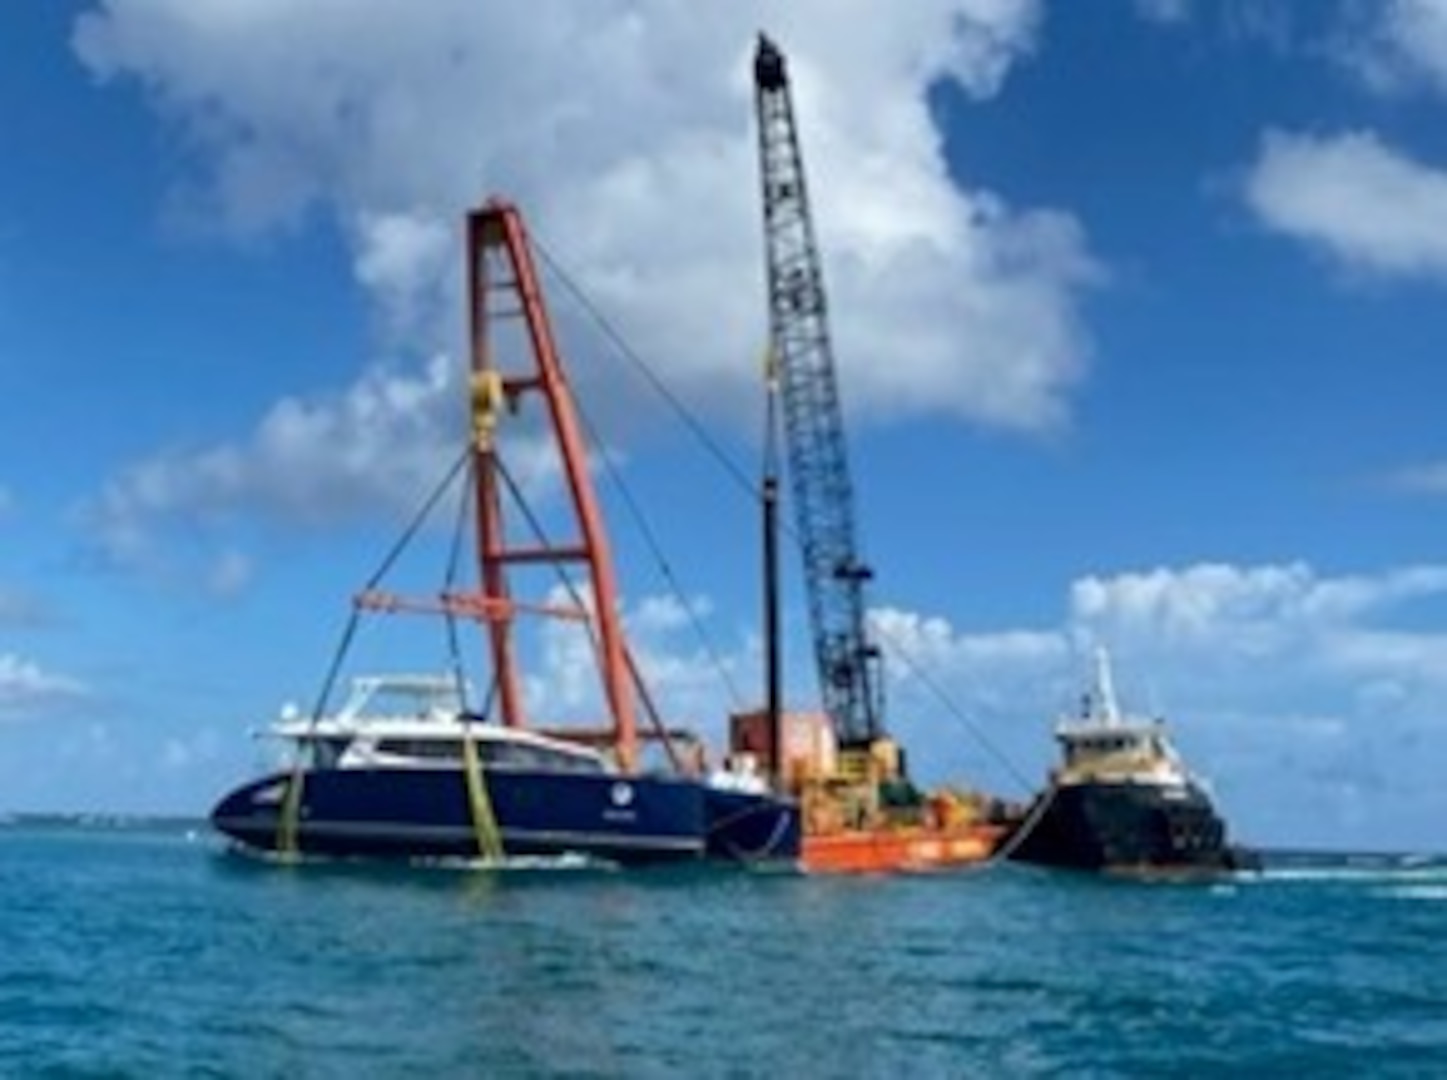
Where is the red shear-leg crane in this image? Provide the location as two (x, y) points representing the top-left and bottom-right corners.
(466, 200), (638, 773)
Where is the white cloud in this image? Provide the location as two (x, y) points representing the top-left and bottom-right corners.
(1382, 459), (1447, 495)
(1243, 128), (1447, 279)
(1067, 561), (1447, 678)
(1134, 0), (1192, 25)
(870, 606), (1064, 685)
(632, 593), (713, 636)
(1136, 0), (1299, 49)
(206, 548), (253, 597)
(82, 354), (460, 568)
(0, 653), (87, 717)
(71, 1), (1095, 548)
(520, 584), (748, 741)
(858, 560), (1447, 848)
(80, 339), (581, 576)
(159, 727), (222, 773)
(1340, 0), (1447, 96)
(352, 210), (453, 340)
(1071, 561), (1321, 654)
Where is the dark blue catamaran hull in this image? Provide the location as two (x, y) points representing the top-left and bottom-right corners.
(703, 787), (801, 862)
(211, 768), (799, 868)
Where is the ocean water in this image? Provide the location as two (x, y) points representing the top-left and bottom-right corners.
(1, 823), (1444, 1078)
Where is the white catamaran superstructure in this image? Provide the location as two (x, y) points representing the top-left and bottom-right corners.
(263, 675), (610, 776)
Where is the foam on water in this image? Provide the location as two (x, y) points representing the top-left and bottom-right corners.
(4, 823), (1445, 1075)
(1376, 884), (1447, 901)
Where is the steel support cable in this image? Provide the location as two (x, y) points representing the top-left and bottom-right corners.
(275, 445), (474, 857)
(488, 449), (681, 764)
(986, 783), (1058, 865)
(534, 241), (748, 715)
(443, 459), (475, 709)
(566, 369), (746, 714)
(533, 240), (759, 503)
(307, 444), (474, 724)
(531, 237), (1039, 795)
(874, 630), (1035, 797)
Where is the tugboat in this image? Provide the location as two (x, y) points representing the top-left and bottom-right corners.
(209, 198), (799, 869)
(1004, 648), (1256, 875)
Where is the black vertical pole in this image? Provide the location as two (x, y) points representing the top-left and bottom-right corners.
(763, 350), (783, 791)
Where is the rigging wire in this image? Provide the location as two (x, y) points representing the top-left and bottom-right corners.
(443, 452), (476, 711)
(533, 233), (1038, 792)
(278, 444), (473, 857)
(568, 374), (747, 714)
(879, 637), (1034, 796)
(534, 239), (748, 713)
(488, 445), (682, 764)
(534, 241), (759, 506)
(305, 445), (474, 724)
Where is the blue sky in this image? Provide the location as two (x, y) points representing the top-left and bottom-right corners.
(7, 0), (1447, 852)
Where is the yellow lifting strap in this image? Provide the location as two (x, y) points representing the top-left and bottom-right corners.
(471, 370), (506, 450)
(461, 727), (505, 862)
(275, 765), (305, 861)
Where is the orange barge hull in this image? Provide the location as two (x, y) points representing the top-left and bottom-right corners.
(801, 824), (1008, 874)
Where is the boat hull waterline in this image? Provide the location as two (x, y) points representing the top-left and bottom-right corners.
(801, 824), (1008, 874)
(212, 767), (800, 869)
(1007, 780), (1254, 875)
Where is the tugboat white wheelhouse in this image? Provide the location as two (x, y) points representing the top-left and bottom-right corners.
(1004, 649), (1257, 875)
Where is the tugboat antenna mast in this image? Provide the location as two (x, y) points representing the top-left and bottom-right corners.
(1092, 647), (1122, 728)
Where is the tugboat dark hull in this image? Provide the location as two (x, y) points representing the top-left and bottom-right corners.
(211, 767), (799, 869)
(1007, 780), (1254, 874)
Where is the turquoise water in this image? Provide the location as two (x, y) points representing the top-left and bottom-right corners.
(2, 824), (1444, 1078)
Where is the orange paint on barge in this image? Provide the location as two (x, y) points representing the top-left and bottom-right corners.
(727, 708), (1016, 874)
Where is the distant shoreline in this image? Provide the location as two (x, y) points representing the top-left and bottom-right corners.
(0, 811), (205, 831)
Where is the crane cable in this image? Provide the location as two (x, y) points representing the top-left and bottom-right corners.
(274, 446), (473, 859)
(874, 635), (1036, 797)
(533, 235), (1039, 799)
(535, 241), (752, 714)
(985, 782), (1058, 865)
(486, 445), (685, 769)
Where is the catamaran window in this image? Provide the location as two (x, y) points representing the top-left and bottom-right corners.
(487, 742), (605, 773)
(375, 738), (464, 761)
(369, 737), (605, 773)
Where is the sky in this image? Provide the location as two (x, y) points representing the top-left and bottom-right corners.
(6, 0), (1447, 852)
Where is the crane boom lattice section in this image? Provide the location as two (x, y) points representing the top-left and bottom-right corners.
(754, 35), (882, 748)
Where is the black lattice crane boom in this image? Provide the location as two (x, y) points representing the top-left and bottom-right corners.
(753, 34), (884, 752)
